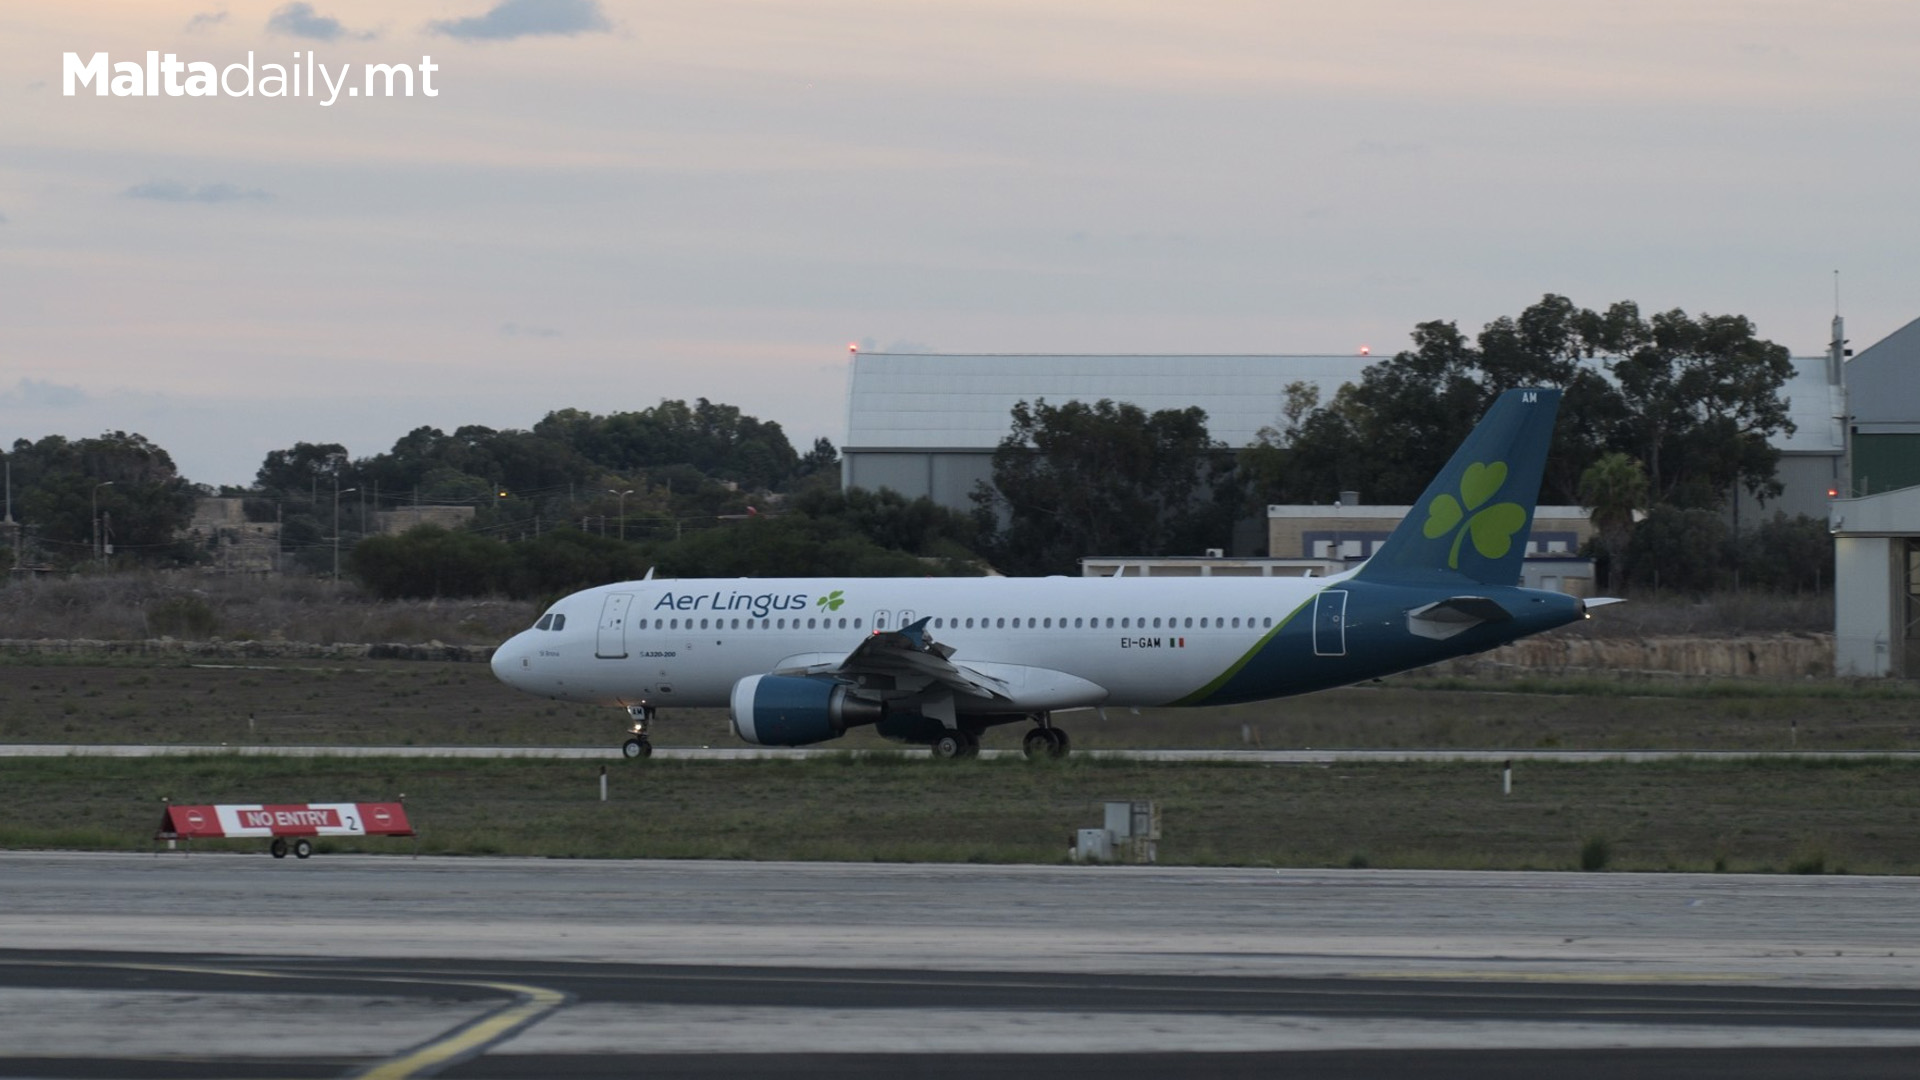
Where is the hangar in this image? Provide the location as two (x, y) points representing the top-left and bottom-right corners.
(844, 349), (1845, 523)
(1831, 315), (1920, 678)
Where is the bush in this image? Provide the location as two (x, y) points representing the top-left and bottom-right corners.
(1580, 835), (1612, 871)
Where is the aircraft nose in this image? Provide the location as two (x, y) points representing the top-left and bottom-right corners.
(490, 632), (527, 687)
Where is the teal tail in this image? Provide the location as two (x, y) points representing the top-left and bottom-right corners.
(1353, 387), (1562, 587)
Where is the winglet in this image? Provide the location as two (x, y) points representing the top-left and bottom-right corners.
(1355, 388), (1561, 587)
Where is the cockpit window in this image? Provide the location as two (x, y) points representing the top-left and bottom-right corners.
(551, 614), (565, 631)
(535, 614), (554, 631)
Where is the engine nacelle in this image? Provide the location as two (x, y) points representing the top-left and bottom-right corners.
(729, 674), (884, 746)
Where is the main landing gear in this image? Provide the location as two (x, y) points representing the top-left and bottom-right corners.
(1022, 716), (1071, 760)
(931, 730), (981, 760)
(622, 705), (655, 759)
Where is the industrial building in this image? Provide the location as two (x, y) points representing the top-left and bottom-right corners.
(844, 349), (1845, 525)
(1831, 314), (1920, 678)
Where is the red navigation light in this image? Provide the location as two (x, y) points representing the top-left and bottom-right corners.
(847, 342), (859, 353)
(1358, 345), (1371, 356)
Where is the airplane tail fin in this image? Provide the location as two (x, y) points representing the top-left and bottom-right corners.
(1353, 387), (1562, 587)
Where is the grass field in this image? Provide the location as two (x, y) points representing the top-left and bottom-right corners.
(6, 653), (1918, 872)
(2, 655), (1916, 752)
(4, 754), (1918, 874)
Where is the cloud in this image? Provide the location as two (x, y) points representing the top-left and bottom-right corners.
(266, 2), (372, 42)
(500, 322), (562, 338)
(0, 379), (89, 409)
(185, 10), (227, 33)
(123, 181), (273, 204)
(430, 0), (611, 41)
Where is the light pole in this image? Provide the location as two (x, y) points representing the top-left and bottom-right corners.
(91, 481), (115, 568)
(333, 484), (356, 580)
(608, 488), (633, 542)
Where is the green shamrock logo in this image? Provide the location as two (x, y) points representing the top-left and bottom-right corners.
(816, 589), (846, 612)
(1421, 461), (1528, 569)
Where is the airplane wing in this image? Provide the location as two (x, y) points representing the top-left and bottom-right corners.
(775, 617), (1012, 702)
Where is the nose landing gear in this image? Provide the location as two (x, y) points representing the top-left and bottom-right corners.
(1021, 714), (1070, 760)
(622, 704), (656, 759)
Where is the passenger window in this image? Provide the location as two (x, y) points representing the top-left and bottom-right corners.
(853, 619), (862, 629)
(699, 618), (708, 630)
(839, 618), (848, 629)
(669, 618), (678, 630)
(1043, 618), (1051, 629)
(1074, 617), (1083, 628)
(1152, 618), (1161, 629)
(1105, 618), (1114, 628)
(777, 618), (786, 629)
(1185, 617), (1193, 629)
(1263, 617), (1273, 627)
(808, 618), (817, 629)
(1121, 618), (1129, 628)
(1231, 617), (1240, 628)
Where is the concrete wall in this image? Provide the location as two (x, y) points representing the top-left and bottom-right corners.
(1833, 536), (1900, 677)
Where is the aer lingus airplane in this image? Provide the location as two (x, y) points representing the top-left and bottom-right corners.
(491, 387), (1609, 758)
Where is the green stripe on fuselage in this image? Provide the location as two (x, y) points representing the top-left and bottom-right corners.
(1168, 590), (1320, 707)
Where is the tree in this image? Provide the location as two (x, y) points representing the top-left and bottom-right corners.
(972, 399), (1242, 575)
(1625, 505), (1728, 595)
(1577, 452), (1649, 593)
(1281, 295), (1795, 513)
(8, 432), (198, 568)
(1589, 303), (1797, 509)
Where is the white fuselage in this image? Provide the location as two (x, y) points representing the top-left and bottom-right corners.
(490, 573), (1341, 712)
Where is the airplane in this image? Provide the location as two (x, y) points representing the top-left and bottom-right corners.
(491, 387), (1611, 759)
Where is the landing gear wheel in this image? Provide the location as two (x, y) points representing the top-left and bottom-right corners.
(623, 737), (653, 759)
(1047, 727), (1070, 759)
(292, 838), (313, 859)
(932, 733), (965, 760)
(1022, 728), (1052, 760)
(270, 837), (288, 859)
(959, 731), (981, 759)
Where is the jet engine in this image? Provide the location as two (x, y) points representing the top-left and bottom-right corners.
(728, 674), (885, 746)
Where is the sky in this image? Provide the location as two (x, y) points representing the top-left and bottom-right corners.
(5, 0), (1920, 487)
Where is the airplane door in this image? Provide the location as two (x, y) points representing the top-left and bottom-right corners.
(1313, 589), (1348, 657)
(596, 593), (634, 659)
(898, 609), (915, 628)
(873, 610), (891, 631)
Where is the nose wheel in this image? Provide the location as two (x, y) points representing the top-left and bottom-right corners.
(1022, 718), (1070, 760)
(623, 705), (656, 759)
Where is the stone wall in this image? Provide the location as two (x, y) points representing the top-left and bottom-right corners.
(1428, 633), (1836, 680)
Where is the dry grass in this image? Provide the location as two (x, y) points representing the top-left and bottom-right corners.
(5, 754), (1919, 873)
(0, 573), (537, 645)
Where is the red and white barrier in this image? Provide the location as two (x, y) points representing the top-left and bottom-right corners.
(157, 802), (413, 857)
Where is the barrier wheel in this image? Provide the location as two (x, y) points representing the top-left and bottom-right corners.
(270, 838), (288, 859)
(293, 839), (313, 859)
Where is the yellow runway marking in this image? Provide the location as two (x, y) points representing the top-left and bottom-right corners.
(353, 980), (569, 1080)
(3, 958), (571, 1080)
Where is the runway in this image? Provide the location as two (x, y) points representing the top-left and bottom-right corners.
(3, 854), (1919, 1077)
(5, 742), (1915, 763)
